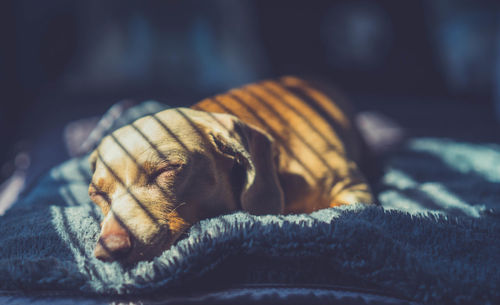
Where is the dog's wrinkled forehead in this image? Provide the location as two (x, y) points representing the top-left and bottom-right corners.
(92, 108), (225, 176)
(102, 108), (211, 153)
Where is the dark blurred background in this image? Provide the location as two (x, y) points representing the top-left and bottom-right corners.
(1, 0), (500, 186)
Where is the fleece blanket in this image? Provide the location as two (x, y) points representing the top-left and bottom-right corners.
(0, 102), (499, 305)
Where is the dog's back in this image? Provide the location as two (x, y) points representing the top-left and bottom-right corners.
(193, 76), (373, 213)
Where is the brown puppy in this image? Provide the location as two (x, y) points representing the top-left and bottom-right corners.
(89, 76), (373, 264)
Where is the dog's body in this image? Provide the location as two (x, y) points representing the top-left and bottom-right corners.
(193, 76), (373, 213)
(89, 76), (373, 263)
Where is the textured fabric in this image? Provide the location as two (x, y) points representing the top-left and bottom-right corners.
(0, 102), (499, 305)
(0, 286), (420, 305)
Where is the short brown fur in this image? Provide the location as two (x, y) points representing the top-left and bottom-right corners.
(89, 76), (373, 264)
(193, 76), (373, 213)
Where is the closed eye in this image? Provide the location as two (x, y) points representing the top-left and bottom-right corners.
(149, 163), (183, 183)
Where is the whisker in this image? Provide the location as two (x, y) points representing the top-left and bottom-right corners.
(167, 201), (187, 216)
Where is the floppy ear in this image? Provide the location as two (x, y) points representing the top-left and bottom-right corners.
(207, 113), (284, 215)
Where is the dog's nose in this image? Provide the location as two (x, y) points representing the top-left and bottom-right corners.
(94, 213), (132, 261)
(94, 234), (132, 261)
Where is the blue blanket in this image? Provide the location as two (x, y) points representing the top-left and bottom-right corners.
(0, 102), (499, 305)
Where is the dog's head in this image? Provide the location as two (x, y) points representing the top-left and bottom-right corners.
(88, 108), (284, 264)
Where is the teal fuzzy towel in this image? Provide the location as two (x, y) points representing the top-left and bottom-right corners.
(0, 102), (499, 305)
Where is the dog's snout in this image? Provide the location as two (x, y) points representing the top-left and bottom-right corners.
(94, 234), (132, 262)
(94, 212), (132, 262)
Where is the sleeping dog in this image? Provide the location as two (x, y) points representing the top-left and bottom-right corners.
(88, 76), (373, 263)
